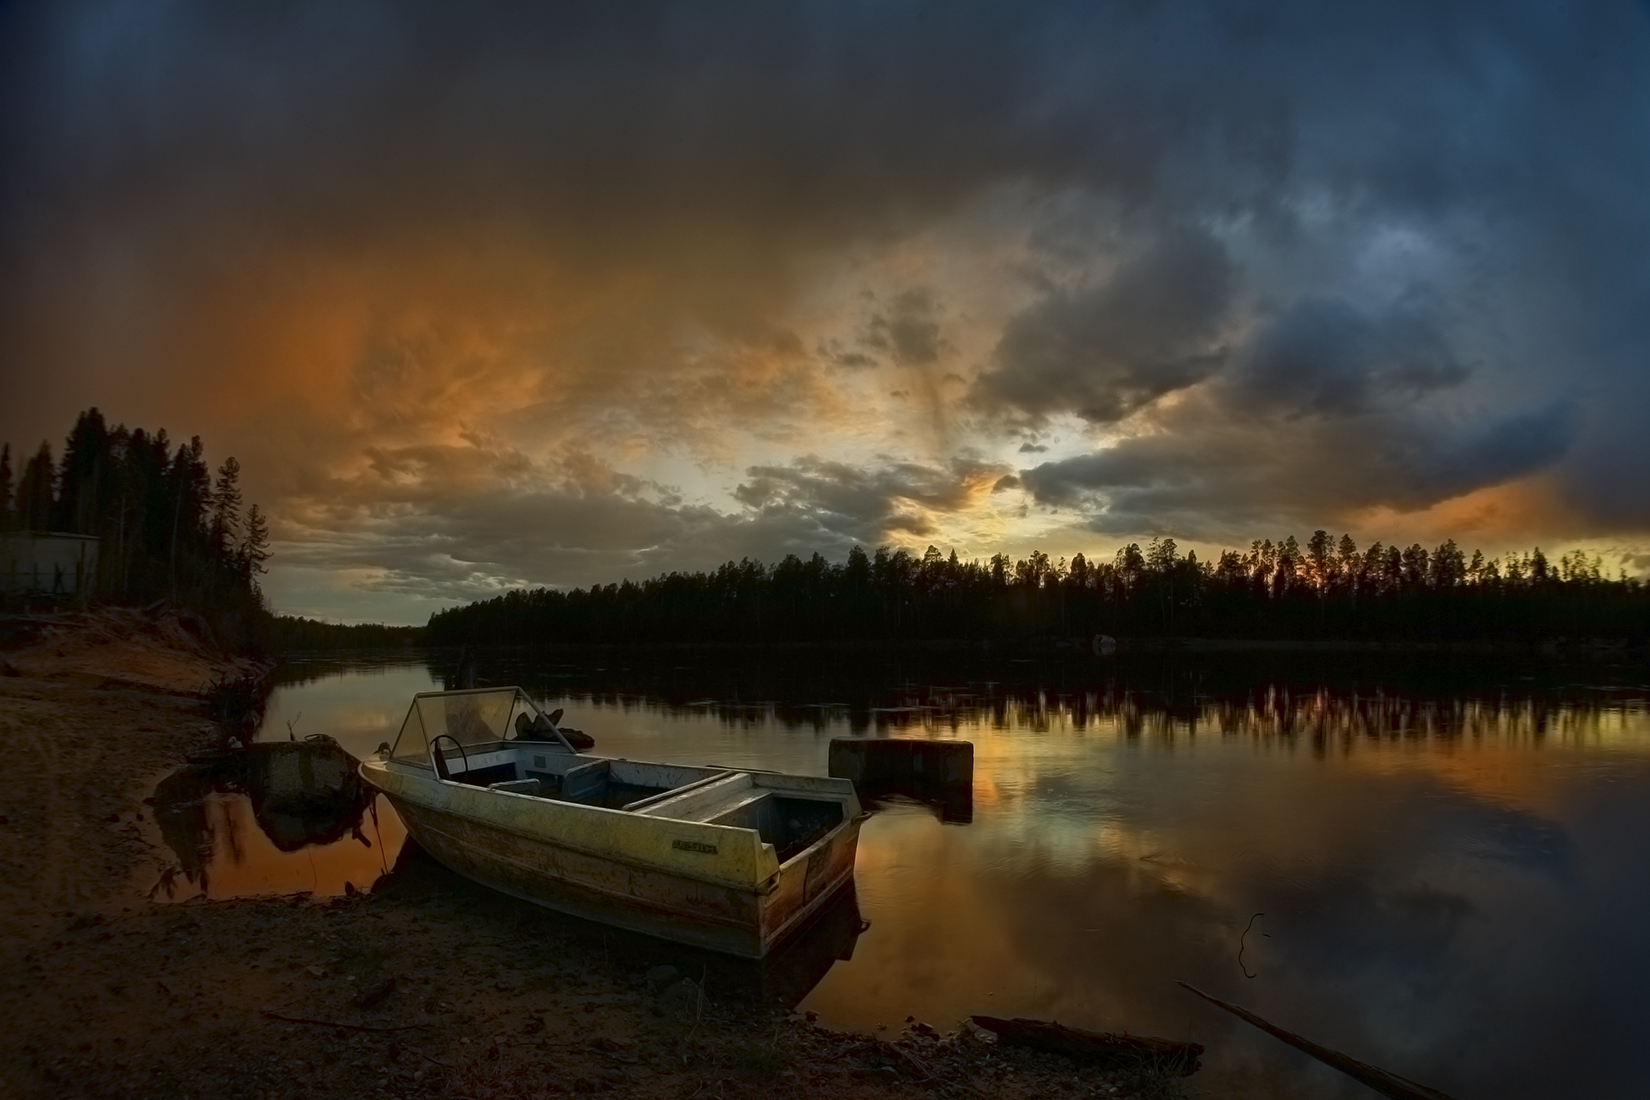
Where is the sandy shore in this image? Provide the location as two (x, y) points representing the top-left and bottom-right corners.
(0, 611), (1188, 1100)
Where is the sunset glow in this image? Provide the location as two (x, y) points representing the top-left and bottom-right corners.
(4, 3), (1647, 623)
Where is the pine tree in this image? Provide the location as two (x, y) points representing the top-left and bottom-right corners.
(211, 457), (242, 559)
(166, 436), (210, 597)
(1274, 535), (1301, 596)
(57, 407), (110, 534)
(1530, 547), (1549, 582)
(240, 504), (271, 581)
(1336, 534), (1359, 593)
(18, 442), (55, 531)
(0, 443), (12, 532)
(1305, 530), (1334, 592)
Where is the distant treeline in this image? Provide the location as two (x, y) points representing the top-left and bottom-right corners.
(2, 408), (271, 644)
(428, 536), (1649, 647)
(265, 616), (425, 651)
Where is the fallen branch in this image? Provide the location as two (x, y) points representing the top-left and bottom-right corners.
(969, 1016), (1203, 1076)
(261, 1011), (429, 1034)
(1176, 982), (1458, 1100)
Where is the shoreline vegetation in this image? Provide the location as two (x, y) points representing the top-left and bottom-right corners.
(428, 539), (1646, 652)
(2, 408), (269, 650)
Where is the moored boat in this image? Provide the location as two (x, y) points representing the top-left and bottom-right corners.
(359, 687), (865, 958)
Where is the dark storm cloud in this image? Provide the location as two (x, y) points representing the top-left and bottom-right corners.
(0, 1), (1161, 274)
(14, 1), (1599, 318)
(3, 0), (1649, 618)
(1010, 270), (1584, 533)
(1020, 394), (1577, 535)
(971, 228), (1236, 426)
(1223, 297), (1472, 419)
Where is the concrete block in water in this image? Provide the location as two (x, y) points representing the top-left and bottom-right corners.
(246, 738), (361, 808)
(827, 738), (973, 787)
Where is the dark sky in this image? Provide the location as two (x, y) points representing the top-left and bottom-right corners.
(3, 1), (1647, 622)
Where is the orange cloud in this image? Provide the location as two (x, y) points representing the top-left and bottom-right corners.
(1340, 474), (1595, 552)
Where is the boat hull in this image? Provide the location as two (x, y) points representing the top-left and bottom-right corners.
(364, 762), (862, 958)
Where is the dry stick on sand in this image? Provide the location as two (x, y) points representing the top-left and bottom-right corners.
(261, 1011), (430, 1034)
(1175, 982), (1459, 1100)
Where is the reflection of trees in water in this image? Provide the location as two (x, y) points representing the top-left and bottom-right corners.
(941, 684), (1629, 749)
(147, 740), (374, 899)
(447, 649), (1642, 749)
(270, 653), (431, 691)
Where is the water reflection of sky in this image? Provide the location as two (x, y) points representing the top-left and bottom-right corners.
(208, 655), (1650, 1098)
(261, 658), (440, 758)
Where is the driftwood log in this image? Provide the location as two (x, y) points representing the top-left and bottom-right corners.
(1176, 982), (1458, 1100)
(969, 1016), (1203, 1076)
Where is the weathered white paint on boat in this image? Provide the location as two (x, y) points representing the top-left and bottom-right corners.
(359, 687), (863, 958)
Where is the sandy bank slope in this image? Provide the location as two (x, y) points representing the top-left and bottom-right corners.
(0, 607), (271, 928)
(1, 606), (272, 693)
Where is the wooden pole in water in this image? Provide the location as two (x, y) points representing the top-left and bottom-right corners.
(1176, 982), (1460, 1100)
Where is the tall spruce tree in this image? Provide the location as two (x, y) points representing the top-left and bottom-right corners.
(211, 456), (242, 560)
(0, 443), (12, 532)
(18, 442), (55, 531)
(57, 407), (110, 534)
(241, 504), (270, 581)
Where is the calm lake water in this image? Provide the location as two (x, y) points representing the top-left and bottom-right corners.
(148, 647), (1650, 1099)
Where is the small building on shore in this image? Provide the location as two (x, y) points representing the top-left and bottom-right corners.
(0, 533), (99, 602)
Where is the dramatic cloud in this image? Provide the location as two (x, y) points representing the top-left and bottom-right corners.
(1222, 297), (1472, 420)
(1, 1), (1646, 619)
(735, 455), (1013, 545)
(1019, 394), (1579, 537)
(972, 228), (1236, 426)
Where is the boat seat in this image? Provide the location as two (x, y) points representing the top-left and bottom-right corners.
(489, 778), (542, 795)
(703, 788), (776, 826)
(630, 772), (751, 819)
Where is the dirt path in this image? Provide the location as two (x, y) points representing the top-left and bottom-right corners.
(0, 612), (1188, 1100)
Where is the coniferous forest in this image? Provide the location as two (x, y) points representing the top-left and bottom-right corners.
(1, 408), (271, 645)
(0, 409), (407, 651)
(428, 535), (1648, 648)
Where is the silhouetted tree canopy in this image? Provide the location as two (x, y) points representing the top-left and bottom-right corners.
(3, 408), (429, 652)
(2, 408), (272, 646)
(428, 530), (1647, 647)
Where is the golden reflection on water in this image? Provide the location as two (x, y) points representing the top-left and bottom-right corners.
(141, 791), (406, 903)
(141, 656), (1650, 1099)
(793, 685), (1650, 1100)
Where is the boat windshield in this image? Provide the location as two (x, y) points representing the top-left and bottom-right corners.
(390, 688), (537, 763)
